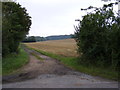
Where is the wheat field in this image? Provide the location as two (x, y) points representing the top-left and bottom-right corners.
(24, 39), (78, 57)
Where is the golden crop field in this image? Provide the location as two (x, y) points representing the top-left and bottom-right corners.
(24, 39), (78, 57)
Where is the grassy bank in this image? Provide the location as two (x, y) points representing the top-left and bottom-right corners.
(27, 46), (118, 81)
(2, 48), (29, 75)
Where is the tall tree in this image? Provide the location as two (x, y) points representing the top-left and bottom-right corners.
(74, 2), (119, 70)
(2, 2), (32, 56)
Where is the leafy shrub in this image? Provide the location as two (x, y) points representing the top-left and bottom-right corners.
(2, 2), (31, 57)
(74, 2), (120, 70)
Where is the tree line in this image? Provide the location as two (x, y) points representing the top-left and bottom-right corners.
(22, 35), (74, 42)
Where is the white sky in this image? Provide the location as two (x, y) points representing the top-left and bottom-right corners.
(16, 0), (118, 37)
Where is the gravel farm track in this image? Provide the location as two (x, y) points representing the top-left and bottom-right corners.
(2, 46), (119, 88)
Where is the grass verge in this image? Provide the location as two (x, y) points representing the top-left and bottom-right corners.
(26, 45), (118, 81)
(31, 52), (43, 61)
(2, 48), (29, 75)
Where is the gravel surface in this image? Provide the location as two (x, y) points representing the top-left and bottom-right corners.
(2, 47), (119, 88)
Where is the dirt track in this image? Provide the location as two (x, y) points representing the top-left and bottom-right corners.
(2, 47), (119, 88)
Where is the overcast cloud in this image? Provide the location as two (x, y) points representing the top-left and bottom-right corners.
(16, 0), (118, 37)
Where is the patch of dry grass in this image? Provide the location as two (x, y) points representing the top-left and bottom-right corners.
(24, 39), (78, 57)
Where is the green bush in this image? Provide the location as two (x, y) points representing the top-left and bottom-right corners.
(74, 3), (120, 70)
(2, 2), (31, 57)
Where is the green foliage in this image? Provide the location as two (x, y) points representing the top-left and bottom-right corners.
(2, 48), (29, 75)
(74, 2), (120, 70)
(2, 2), (31, 56)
